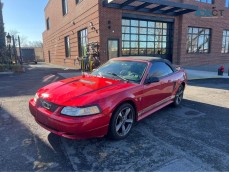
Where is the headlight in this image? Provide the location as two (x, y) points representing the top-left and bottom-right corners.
(61, 106), (101, 117)
(34, 93), (39, 103)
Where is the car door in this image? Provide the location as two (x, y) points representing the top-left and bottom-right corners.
(140, 62), (174, 115)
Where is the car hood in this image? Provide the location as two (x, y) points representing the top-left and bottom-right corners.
(37, 75), (135, 106)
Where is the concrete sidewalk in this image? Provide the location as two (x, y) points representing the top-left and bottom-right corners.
(185, 69), (229, 80)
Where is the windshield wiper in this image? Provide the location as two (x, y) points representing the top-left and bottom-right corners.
(107, 72), (128, 82)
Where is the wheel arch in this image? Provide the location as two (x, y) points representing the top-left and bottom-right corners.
(111, 99), (138, 122)
(181, 82), (186, 89)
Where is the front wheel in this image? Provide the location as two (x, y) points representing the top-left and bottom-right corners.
(108, 103), (135, 140)
(173, 85), (184, 107)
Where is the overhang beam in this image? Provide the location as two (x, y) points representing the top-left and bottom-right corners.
(135, 2), (151, 10)
(104, 0), (198, 16)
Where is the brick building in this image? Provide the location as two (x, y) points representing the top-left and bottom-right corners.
(43, 0), (229, 68)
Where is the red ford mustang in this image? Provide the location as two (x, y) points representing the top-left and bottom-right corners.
(29, 57), (187, 140)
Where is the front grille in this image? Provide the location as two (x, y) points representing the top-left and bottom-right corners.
(37, 98), (59, 112)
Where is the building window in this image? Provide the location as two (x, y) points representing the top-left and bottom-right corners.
(222, 30), (229, 53)
(121, 19), (172, 56)
(78, 29), (88, 57)
(226, 0), (229, 7)
(76, 0), (81, 4)
(46, 18), (50, 30)
(64, 36), (71, 57)
(196, 0), (213, 4)
(187, 27), (211, 53)
(62, 0), (68, 16)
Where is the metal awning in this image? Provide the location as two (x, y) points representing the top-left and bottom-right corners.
(103, 0), (198, 16)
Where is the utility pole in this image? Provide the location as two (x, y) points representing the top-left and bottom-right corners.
(12, 35), (17, 64)
(18, 35), (22, 64)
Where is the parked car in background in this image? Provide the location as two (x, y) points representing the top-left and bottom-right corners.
(29, 57), (187, 140)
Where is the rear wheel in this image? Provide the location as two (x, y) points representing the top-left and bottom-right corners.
(173, 85), (184, 107)
(108, 103), (135, 140)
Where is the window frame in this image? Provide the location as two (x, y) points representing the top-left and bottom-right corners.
(222, 30), (229, 54)
(187, 26), (211, 54)
(64, 36), (71, 58)
(46, 18), (50, 30)
(62, 0), (68, 16)
(78, 28), (88, 57)
(76, 0), (81, 4)
(195, 0), (214, 4)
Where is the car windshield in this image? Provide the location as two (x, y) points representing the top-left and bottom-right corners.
(91, 60), (148, 83)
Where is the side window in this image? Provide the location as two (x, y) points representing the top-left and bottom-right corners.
(148, 62), (173, 78)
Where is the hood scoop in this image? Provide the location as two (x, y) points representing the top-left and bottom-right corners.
(79, 79), (95, 85)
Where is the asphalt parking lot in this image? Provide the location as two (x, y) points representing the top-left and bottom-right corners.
(0, 63), (228, 171)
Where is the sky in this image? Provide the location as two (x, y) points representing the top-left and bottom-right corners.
(2, 0), (48, 43)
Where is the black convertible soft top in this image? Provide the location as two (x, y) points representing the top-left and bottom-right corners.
(120, 56), (177, 72)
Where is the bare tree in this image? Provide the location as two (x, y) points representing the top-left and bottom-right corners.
(27, 41), (43, 48)
(19, 35), (28, 47)
(8, 30), (28, 47)
(9, 29), (19, 36)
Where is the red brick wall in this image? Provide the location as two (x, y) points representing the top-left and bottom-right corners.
(43, 0), (100, 68)
(43, 0), (229, 67)
(179, 0), (229, 66)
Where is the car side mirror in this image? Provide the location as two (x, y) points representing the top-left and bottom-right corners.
(145, 76), (160, 84)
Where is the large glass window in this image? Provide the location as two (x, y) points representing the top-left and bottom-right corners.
(78, 29), (88, 57)
(196, 0), (213, 4)
(122, 19), (171, 56)
(62, 0), (68, 16)
(226, 0), (229, 8)
(64, 36), (70, 58)
(222, 30), (229, 53)
(187, 27), (211, 53)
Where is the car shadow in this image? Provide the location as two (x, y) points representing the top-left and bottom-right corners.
(0, 107), (73, 171)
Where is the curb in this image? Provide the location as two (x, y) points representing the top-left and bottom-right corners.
(0, 72), (14, 75)
(188, 76), (229, 81)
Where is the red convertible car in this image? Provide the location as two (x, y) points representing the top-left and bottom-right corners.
(29, 57), (187, 140)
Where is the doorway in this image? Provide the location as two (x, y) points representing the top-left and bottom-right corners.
(48, 51), (51, 63)
(108, 39), (119, 59)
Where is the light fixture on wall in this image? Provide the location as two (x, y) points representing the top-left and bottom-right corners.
(89, 22), (96, 31)
(89, 22), (98, 33)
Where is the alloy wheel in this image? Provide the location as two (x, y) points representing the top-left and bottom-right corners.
(115, 107), (134, 137)
(175, 86), (184, 105)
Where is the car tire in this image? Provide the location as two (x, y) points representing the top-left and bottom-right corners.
(173, 85), (184, 107)
(108, 103), (135, 140)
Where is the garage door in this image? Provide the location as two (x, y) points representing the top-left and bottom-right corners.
(122, 18), (173, 62)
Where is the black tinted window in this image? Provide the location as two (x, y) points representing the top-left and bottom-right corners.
(148, 62), (173, 78)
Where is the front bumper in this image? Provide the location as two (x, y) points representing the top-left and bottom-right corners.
(29, 99), (110, 140)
